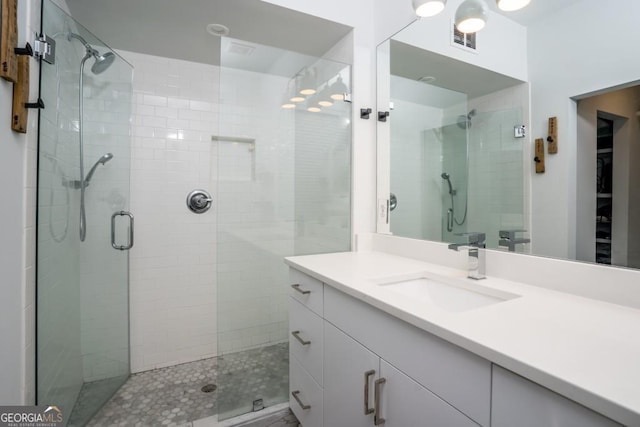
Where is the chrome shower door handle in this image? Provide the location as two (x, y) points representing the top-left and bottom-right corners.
(111, 211), (134, 250)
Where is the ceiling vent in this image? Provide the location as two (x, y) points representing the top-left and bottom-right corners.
(227, 42), (255, 56)
(452, 23), (477, 52)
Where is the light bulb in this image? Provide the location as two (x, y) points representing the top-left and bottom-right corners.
(497, 0), (531, 11)
(413, 0), (447, 17)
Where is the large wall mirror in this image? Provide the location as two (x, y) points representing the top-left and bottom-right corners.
(377, 0), (640, 270)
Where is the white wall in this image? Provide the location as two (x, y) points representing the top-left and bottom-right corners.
(392, 0), (528, 82)
(0, 0), (43, 406)
(118, 50), (219, 373)
(528, 0), (640, 259)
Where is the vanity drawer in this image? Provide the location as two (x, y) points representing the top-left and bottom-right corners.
(289, 268), (324, 316)
(324, 285), (491, 426)
(290, 356), (323, 427)
(289, 297), (324, 386)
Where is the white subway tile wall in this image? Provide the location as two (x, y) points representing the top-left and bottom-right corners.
(119, 50), (220, 373)
(216, 66), (295, 355)
(467, 84), (528, 249)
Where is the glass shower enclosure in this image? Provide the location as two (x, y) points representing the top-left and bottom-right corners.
(36, 1), (133, 425)
(215, 37), (352, 420)
(389, 74), (526, 249)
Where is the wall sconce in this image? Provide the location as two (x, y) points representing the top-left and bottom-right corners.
(412, 0), (447, 17)
(455, 0), (489, 33)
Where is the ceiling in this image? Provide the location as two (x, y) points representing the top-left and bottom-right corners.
(486, 0), (585, 27)
(64, 0), (352, 67)
(390, 40), (523, 99)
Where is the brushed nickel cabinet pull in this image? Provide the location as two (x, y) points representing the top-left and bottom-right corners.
(374, 378), (386, 425)
(364, 370), (375, 415)
(291, 284), (311, 295)
(291, 330), (311, 346)
(292, 390), (311, 410)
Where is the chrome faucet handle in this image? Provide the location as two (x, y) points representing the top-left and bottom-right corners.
(499, 229), (527, 240)
(455, 232), (486, 247)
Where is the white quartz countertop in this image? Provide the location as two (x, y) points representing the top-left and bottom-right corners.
(285, 251), (640, 426)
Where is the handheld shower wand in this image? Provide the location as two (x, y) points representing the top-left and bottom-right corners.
(85, 153), (114, 185)
(441, 173), (454, 195)
(441, 172), (468, 232)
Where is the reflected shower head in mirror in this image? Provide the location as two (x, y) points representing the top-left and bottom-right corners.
(67, 32), (116, 74)
(441, 172), (454, 194)
(85, 153), (114, 185)
(457, 109), (476, 129)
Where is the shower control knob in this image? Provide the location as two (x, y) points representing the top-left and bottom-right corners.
(186, 189), (213, 214)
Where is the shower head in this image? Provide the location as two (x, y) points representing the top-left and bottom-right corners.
(84, 153), (114, 185)
(441, 172), (454, 195)
(67, 32), (115, 74)
(457, 109), (476, 129)
(98, 152), (114, 164)
(91, 52), (116, 74)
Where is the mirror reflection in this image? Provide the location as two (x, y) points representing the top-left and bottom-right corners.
(378, 0), (640, 269)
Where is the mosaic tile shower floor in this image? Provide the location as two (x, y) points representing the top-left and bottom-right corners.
(73, 343), (296, 427)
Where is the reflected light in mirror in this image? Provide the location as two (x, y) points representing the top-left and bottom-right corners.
(318, 87), (334, 107)
(496, 0), (531, 12)
(299, 69), (317, 95)
(330, 75), (347, 100)
(455, 0), (489, 33)
(413, 0), (447, 17)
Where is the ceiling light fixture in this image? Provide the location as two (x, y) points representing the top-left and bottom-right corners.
(496, 0), (531, 11)
(329, 76), (348, 101)
(317, 86), (334, 107)
(299, 69), (317, 96)
(412, 0), (447, 17)
(206, 23), (230, 37)
(455, 0), (489, 33)
(306, 93), (322, 112)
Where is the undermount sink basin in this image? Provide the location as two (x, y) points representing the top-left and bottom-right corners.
(374, 273), (520, 313)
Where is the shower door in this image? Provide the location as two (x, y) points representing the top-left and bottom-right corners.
(37, 1), (133, 425)
(215, 37), (352, 420)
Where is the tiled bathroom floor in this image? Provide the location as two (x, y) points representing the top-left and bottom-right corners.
(77, 342), (295, 427)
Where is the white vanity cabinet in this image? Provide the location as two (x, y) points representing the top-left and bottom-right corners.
(324, 320), (479, 427)
(324, 284), (491, 426)
(288, 267), (624, 427)
(491, 365), (622, 427)
(288, 269), (325, 427)
(323, 322), (380, 427)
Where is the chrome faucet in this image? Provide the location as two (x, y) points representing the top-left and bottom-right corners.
(448, 232), (486, 280)
(498, 230), (531, 252)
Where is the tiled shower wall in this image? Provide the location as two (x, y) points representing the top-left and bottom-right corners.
(216, 67), (294, 355)
(119, 50), (219, 373)
(467, 83), (529, 249)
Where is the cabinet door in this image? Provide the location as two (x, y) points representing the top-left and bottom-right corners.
(324, 322), (380, 427)
(491, 366), (622, 427)
(379, 359), (479, 427)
